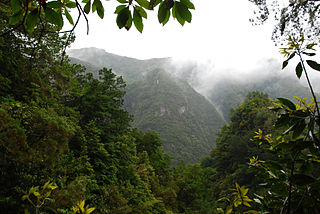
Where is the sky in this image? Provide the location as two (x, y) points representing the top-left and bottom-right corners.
(68, 0), (282, 71)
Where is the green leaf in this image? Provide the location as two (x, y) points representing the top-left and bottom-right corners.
(296, 62), (303, 78)
(277, 98), (296, 110)
(115, 5), (126, 14)
(47, 1), (64, 8)
(66, 1), (77, 8)
(162, 8), (170, 25)
(135, 6), (147, 18)
(292, 120), (306, 139)
(175, 1), (191, 25)
(116, 6), (130, 29)
(21, 195), (28, 200)
(136, 0), (152, 10)
(44, 7), (63, 29)
(9, 10), (24, 25)
(306, 60), (320, 72)
(164, 0), (174, 9)
(25, 9), (40, 33)
(11, 0), (21, 13)
(282, 60), (288, 69)
(290, 174), (315, 186)
(133, 7), (143, 32)
(84, 2), (91, 14)
(180, 0), (195, 9)
(82, 0), (90, 3)
(158, 2), (169, 24)
(65, 9), (74, 25)
(124, 11), (132, 30)
(302, 52), (316, 56)
(93, 0), (104, 18)
(117, 0), (127, 3)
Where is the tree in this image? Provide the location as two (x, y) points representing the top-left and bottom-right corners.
(249, 0), (320, 45)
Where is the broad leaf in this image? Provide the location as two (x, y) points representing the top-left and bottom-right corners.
(136, 0), (152, 10)
(277, 98), (296, 110)
(290, 174), (315, 186)
(180, 0), (195, 9)
(9, 10), (23, 25)
(65, 9), (74, 25)
(282, 60), (288, 69)
(47, 1), (64, 8)
(65, 1), (77, 8)
(25, 9), (39, 33)
(11, 0), (21, 13)
(84, 2), (91, 14)
(296, 62), (303, 78)
(306, 60), (320, 71)
(133, 7), (143, 33)
(175, 1), (191, 23)
(158, 2), (169, 24)
(116, 7), (130, 29)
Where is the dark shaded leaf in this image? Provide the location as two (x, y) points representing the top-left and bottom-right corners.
(306, 60), (320, 71)
(296, 62), (303, 79)
(175, 1), (191, 23)
(282, 60), (288, 69)
(116, 6), (130, 29)
(47, 1), (63, 8)
(115, 5), (126, 14)
(180, 0), (195, 9)
(277, 98), (296, 110)
(25, 9), (39, 33)
(84, 2), (91, 14)
(303, 52), (316, 56)
(290, 174), (315, 186)
(9, 10), (23, 25)
(11, 0), (21, 13)
(158, 2), (169, 24)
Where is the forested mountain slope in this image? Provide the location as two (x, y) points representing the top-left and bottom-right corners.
(124, 69), (225, 164)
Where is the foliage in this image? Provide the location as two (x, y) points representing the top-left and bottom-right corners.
(3, 0), (194, 36)
(249, 0), (320, 44)
(248, 36), (320, 213)
(217, 183), (258, 214)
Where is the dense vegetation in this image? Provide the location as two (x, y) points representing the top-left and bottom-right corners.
(2, 0), (320, 213)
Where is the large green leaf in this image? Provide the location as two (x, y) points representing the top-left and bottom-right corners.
(9, 10), (23, 25)
(11, 0), (21, 13)
(135, 5), (147, 18)
(65, 1), (77, 8)
(180, 0), (195, 9)
(116, 7), (130, 29)
(84, 2), (91, 14)
(158, 2), (169, 24)
(277, 98), (296, 110)
(47, 1), (64, 9)
(25, 9), (39, 33)
(175, 1), (191, 23)
(65, 9), (74, 25)
(44, 8), (62, 28)
(135, 0), (152, 10)
(306, 60), (320, 72)
(133, 7), (143, 33)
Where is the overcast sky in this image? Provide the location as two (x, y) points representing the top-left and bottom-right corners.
(68, 0), (283, 70)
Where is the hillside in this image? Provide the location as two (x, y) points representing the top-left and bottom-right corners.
(124, 69), (226, 164)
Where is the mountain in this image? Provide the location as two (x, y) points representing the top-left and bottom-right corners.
(68, 48), (169, 83)
(124, 69), (226, 164)
(68, 48), (226, 164)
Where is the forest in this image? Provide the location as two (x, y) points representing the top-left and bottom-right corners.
(1, 0), (320, 213)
